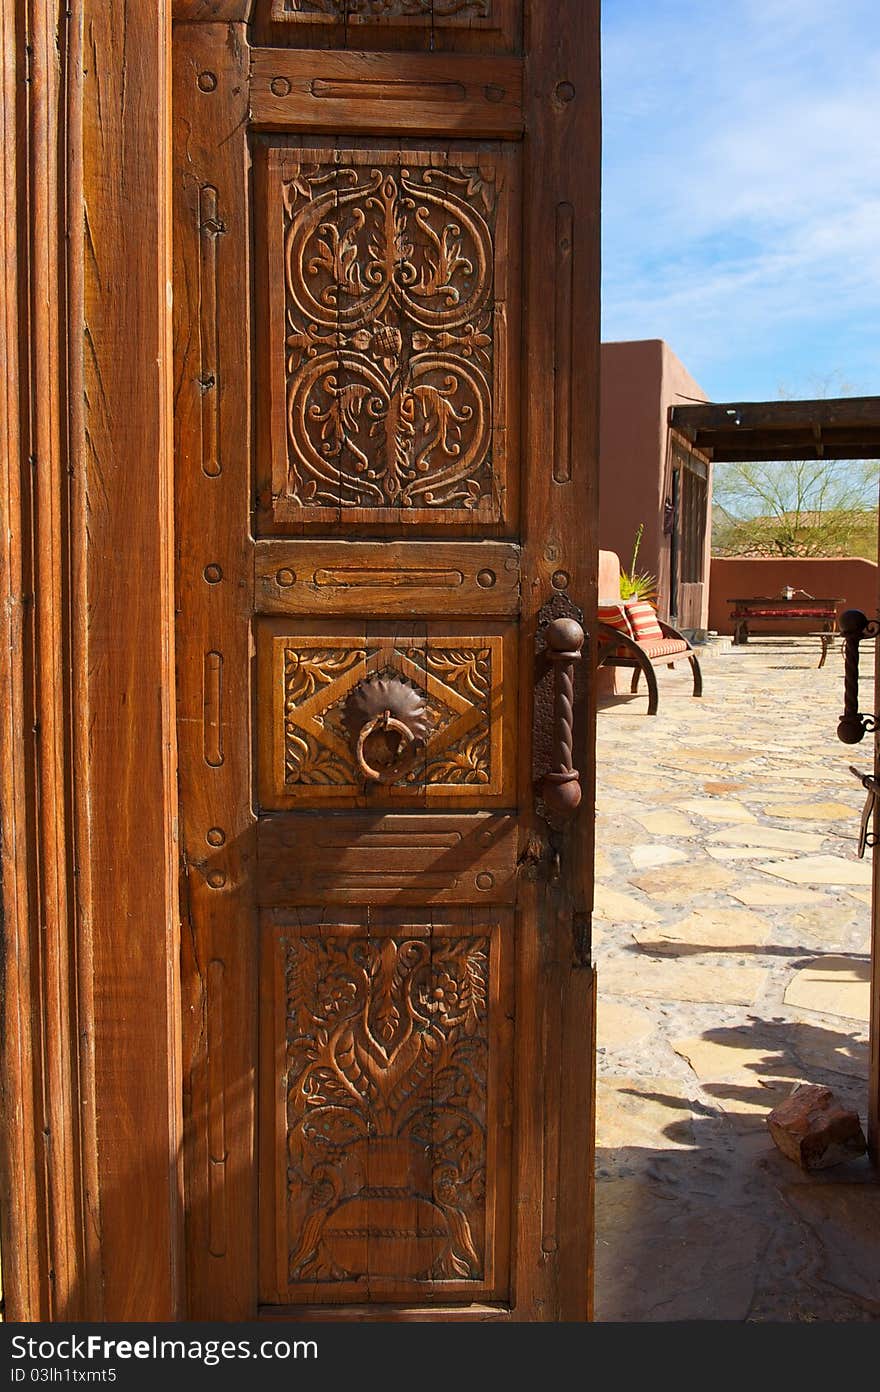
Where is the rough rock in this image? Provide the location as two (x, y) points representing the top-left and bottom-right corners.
(767, 1084), (867, 1170)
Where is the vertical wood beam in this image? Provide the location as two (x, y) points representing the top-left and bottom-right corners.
(79, 0), (182, 1319)
(2, 0), (181, 1318)
(1, 0), (91, 1323)
(0, 0), (47, 1323)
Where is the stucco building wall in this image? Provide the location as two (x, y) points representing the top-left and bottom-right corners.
(709, 557), (878, 634)
(600, 340), (711, 626)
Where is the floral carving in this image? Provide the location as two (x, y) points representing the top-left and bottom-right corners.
(280, 157), (498, 515)
(425, 731), (490, 786)
(280, 637), (495, 797)
(284, 931), (490, 1284)
(284, 731), (351, 786)
(285, 647), (365, 706)
(426, 647), (490, 700)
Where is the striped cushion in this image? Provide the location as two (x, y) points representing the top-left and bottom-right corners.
(639, 636), (689, 659)
(604, 636), (688, 662)
(625, 600), (664, 643)
(598, 602), (634, 638)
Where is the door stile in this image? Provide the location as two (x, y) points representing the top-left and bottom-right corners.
(173, 22), (258, 1318)
(512, 0), (600, 1320)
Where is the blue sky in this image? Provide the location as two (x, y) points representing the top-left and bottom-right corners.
(601, 0), (880, 403)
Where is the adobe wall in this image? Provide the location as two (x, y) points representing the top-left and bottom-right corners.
(599, 340), (664, 593)
(600, 340), (709, 625)
(709, 557), (878, 634)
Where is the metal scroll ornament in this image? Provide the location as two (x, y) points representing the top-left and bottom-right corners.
(344, 675), (430, 784)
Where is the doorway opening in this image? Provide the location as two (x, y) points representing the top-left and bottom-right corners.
(595, 395), (880, 1321)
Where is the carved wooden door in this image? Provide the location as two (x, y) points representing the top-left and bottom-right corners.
(173, 0), (599, 1322)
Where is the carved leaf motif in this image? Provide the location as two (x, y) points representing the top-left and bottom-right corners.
(411, 215), (473, 303)
(434, 317), (493, 367)
(285, 647), (366, 708)
(462, 948), (488, 1036)
(426, 647), (491, 699)
(284, 730), (350, 786)
(309, 215), (365, 300)
(425, 732), (490, 785)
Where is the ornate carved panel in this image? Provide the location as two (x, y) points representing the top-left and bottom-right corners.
(257, 620), (515, 807)
(271, 1), (494, 23)
(257, 0), (521, 52)
(258, 144), (519, 532)
(260, 911), (512, 1302)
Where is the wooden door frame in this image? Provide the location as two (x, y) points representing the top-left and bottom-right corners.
(1, 0), (601, 1321)
(1, 0), (182, 1321)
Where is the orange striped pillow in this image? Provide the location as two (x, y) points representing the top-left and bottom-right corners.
(598, 602), (634, 638)
(625, 600), (664, 643)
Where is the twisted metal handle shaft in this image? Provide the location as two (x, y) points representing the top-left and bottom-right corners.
(541, 616), (585, 818)
(837, 609), (880, 744)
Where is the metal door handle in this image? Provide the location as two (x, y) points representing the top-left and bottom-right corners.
(837, 609), (880, 744)
(849, 766), (880, 858)
(540, 616), (585, 818)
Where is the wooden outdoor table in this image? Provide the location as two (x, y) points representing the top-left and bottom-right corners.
(727, 595), (845, 667)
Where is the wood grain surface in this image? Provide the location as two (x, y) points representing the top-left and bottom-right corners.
(2, 0), (601, 1323)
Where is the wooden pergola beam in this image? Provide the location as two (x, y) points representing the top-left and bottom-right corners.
(670, 396), (880, 462)
(708, 444), (880, 463)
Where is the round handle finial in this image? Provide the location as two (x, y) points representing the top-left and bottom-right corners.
(839, 609), (868, 638)
(546, 616), (585, 654)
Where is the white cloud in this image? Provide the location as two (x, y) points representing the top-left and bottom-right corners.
(601, 1), (880, 396)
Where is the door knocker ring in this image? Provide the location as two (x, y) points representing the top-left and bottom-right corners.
(344, 675), (430, 787)
(355, 711), (418, 784)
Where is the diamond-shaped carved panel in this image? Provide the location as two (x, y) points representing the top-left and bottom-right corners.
(259, 144), (519, 533)
(256, 621), (515, 808)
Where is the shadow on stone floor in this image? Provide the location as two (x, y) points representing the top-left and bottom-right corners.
(594, 637), (878, 1319)
(596, 1013), (879, 1321)
(595, 1131), (880, 1322)
(616, 941), (871, 960)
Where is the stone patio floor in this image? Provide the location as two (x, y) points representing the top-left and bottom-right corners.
(593, 635), (880, 1321)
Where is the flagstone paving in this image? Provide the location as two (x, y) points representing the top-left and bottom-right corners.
(593, 636), (879, 1322)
